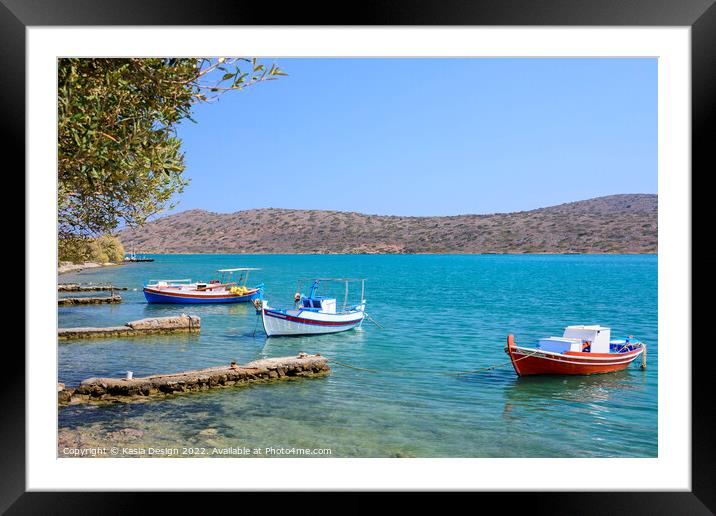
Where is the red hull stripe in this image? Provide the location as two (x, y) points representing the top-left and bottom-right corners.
(264, 310), (363, 327)
(510, 355), (638, 375)
(144, 287), (257, 300)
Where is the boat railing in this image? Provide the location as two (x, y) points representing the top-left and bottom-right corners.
(305, 303), (365, 314)
(146, 279), (193, 286)
(611, 340), (643, 353)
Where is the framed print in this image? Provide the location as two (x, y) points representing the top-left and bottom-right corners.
(5, 0), (714, 512)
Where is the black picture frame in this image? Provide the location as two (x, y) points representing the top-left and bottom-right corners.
(4, 0), (713, 512)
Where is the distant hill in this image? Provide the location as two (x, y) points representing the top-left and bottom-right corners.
(118, 194), (657, 254)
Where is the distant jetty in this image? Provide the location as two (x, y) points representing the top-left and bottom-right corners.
(58, 353), (329, 405)
(58, 315), (200, 340)
(123, 257), (154, 262)
(58, 295), (122, 306)
(58, 283), (127, 292)
(124, 250), (154, 262)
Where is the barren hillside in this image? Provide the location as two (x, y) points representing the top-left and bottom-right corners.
(118, 194), (657, 254)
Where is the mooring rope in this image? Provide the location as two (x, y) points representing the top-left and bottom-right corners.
(364, 312), (384, 329)
(330, 341), (648, 377)
(442, 351), (542, 376)
(328, 349), (542, 377)
(252, 313), (260, 337)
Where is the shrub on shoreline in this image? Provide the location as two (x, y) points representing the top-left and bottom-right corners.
(58, 235), (125, 264)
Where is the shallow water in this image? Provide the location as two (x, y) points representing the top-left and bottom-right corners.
(58, 254), (657, 457)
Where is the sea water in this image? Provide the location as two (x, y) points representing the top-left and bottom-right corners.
(58, 254), (657, 458)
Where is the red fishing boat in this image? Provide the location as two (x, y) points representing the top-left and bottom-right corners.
(505, 325), (646, 376)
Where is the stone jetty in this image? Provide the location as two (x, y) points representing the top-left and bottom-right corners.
(58, 314), (201, 340)
(58, 353), (330, 405)
(58, 283), (128, 292)
(58, 295), (122, 306)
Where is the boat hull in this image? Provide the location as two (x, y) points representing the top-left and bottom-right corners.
(261, 307), (364, 336)
(143, 287), (261, 304)
(506, 335), (644, 376)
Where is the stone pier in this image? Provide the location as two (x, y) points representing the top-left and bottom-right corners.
(58, 295), (122, 306)
(58, 315), (201, 340)
(58, 353), (330, 405)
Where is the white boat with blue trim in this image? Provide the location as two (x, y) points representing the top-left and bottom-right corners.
(260, 278), (366, 337)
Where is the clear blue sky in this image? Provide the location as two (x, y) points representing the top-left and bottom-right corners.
(171, 58), (656, 217)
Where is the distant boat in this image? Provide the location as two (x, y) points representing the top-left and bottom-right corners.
(505, 325), (646, 376)
(260, 278), (366, 337)
(124, 247), (155, 262)
(143, 268), (263, 304)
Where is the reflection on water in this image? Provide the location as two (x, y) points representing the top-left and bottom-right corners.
(58, 254), (657, 457)
(498, 370), (654, 457)
(505, 369), (648, 406)
(259, 326), (368, 359)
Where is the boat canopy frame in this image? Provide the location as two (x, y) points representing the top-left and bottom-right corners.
(146, 268), (262, 288)
(296, 278), (366, 312)
(218, 268), (261, 286)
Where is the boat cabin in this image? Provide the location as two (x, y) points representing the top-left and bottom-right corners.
(537, 325), (611, 354)
(300, 296), (337, 314)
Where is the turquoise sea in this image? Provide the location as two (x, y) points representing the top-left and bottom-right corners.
(58, 254), (657, 458)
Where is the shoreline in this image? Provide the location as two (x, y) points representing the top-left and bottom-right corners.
(58, 261), (124, 276)
(107, 251), (658, 256)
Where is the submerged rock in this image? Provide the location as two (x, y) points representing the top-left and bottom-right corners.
(106, 428), (145, 441)
(390, 451), (416, 458)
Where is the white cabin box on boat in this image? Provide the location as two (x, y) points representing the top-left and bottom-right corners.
(537, 325), (611, 354)
(538, 337), (584, 353)
(313, 298), (336, 313)
(564, 325), (611, 353)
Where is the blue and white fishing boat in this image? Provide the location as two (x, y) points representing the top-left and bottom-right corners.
(260, 278), (366, 336)
(143, 268), (263, 304)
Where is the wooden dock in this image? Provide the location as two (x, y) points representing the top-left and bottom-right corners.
(58, 314), (201, 340)
(58, 295), (122, 306)
(58, 353), (329, 405)
(58, 283), (128, 292)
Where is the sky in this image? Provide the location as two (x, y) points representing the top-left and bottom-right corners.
(170, 58), (657, 217)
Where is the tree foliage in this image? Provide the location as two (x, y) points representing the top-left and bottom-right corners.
(58, 235), (125, 264)
(58, 58), (286, 238)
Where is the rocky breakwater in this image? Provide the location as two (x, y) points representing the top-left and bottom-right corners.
(58, 295), (122, 305)
(58, 283), (128, 292)
(58, 314), (201, 340)
(58, 353), (330, 405)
